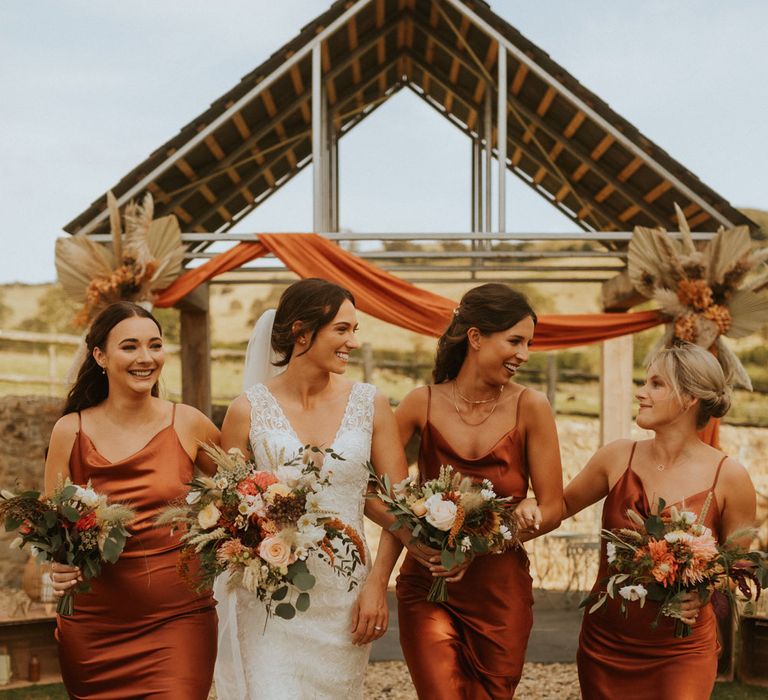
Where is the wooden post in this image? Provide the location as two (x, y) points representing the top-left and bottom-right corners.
(599, 335), (634, 445)
(361, 342), (374, 384)
(546, 352), (557, 410)
(177, 283), (212, 418)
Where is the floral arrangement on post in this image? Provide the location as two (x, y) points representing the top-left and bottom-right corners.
(0, 479), (135, 615)
(367, 464), (520, 602)
(55, 192), (186, 327)
(158, 444), (366, 623)
(628, 205), (768, 389)
(582, 497), (768, 638)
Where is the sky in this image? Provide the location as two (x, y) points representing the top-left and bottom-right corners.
(1, 0), (767, 284)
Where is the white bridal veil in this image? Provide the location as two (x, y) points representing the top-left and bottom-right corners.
(213, 308), (284, 699)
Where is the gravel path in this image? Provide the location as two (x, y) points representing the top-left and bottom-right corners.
(364, 661), (580, 699)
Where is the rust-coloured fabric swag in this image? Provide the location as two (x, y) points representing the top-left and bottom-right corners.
(155, 234), (665, 351)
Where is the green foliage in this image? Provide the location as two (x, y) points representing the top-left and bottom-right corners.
(16, 284), (79, 334)
(152, 307), (180, 344)
(247, 285), (288, 327)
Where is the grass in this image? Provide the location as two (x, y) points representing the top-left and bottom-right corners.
(0, 686), (67, 700)
(712, 681), (768, 699)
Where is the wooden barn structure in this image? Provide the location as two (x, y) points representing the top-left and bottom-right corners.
(63, 0), (757, 436)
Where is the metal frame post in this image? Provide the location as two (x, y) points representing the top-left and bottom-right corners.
(497, 45), (507, 234)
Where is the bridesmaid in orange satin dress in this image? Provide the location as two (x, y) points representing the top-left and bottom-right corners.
(563, 342), (757, 700)
(395, 284), (563, 699)
(44, 302), (220, 699)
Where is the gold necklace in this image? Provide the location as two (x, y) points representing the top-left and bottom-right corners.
(651, 442), (689, 472)
(452, 382), (503, 426)
(454, 381), (504, 405)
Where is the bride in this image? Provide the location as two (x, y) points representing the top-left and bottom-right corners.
(214, 278), (409, 699)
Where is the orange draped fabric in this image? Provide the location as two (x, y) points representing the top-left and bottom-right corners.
(155, 234), (665, 350)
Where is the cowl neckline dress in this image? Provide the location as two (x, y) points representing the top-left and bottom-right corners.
(56, 406), (217, 700)
(397, 386), (534, 699)
(577, 441), (725, 700)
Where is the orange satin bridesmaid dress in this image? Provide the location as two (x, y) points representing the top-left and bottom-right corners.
(56, 405), (217, 699)
(578, 442), (724, 700)
(397, 388), (534, 699)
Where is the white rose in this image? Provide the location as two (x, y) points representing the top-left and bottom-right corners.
(186, 490), (201, 505)
(606, 542), (617, 564)
(276, 465), (302, 488)
(480, 488), (496, 501)
(197, 502), (221, 529)
(75, 486), (100, 508)
(424, 494), (457, 531)
(619, 584), (648, 602)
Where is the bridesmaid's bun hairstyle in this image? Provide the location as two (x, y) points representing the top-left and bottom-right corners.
(271, 278), (355, 367)
(433, 283), (537, 384)
(63, 302), (163, 416)
(647, 341), (732, 429)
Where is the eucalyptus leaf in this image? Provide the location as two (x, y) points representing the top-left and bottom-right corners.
(275, 603), (296, 620)
(271, 586), (289, 601)
(295, 592), (310, 612)
(293, 572), (316, 591)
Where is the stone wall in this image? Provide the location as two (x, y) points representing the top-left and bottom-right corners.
(0, 395), (62, 588)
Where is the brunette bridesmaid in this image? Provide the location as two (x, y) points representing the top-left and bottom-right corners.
(45, 302), (220, 700)
(564, 342), (756, 699)
(395, 284), (563, 699)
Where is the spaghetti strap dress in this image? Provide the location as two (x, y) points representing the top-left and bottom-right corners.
(56, 405), (217, 699)
(577, 442), (725, 699)
(397, 387), (534, 699)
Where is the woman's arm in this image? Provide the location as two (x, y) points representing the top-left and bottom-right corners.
(220, 394), (252, 455)
(522, 390), (563, 540)
(43, 414), (78, 495)
(175, 404), (221, 476)
(562, 439), (630, 520)
(719, 458), (757, 546)
(352, 391), (410, 644)
(44, 414), (81, 596)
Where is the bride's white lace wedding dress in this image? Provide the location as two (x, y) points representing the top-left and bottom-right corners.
(214, 381), (375, 700)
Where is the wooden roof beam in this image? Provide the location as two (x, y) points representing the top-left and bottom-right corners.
(407, 53), (618, 229)
(190, 59), (402, 232)
(186, 134), (310, 231)
(505, 94), (668, 226)
(162, 92), (310, 217)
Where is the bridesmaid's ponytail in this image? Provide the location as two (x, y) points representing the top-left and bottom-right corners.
(63, 302), (162, 416)
(433, 284), (537, 384)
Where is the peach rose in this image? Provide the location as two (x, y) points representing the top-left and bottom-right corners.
(258, 535), (295, 568)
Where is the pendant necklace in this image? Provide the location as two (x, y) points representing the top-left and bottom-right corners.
(452, 382), (504, 426)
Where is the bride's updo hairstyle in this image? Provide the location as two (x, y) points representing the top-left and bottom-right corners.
(648, 342), (732, 429)
(63, 301), (163, 415)
(271, 278), (355, 366)
(433, 283), (537, 384)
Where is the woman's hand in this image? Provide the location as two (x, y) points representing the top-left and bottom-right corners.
(402, 538), (441, 569)
(50, 562), (82, 598)
(350, 578), (389, 645)
(515, 498), (542, 533)
(676, 589), (708, 626)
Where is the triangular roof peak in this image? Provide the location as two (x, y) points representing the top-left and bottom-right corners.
(66, 0), (754, 237)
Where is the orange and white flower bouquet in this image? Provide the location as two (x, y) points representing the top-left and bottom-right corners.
(583, 496), (768, 637)
(368, 464), (520, 602)
(0, 478), (135, 615)
(159, 444), (366, 622)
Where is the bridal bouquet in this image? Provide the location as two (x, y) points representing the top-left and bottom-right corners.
(159, 444), (366, 622)
(368, 464), (520, 602)
(583, 497), (768, 637)
(0, 479), (135, 615)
